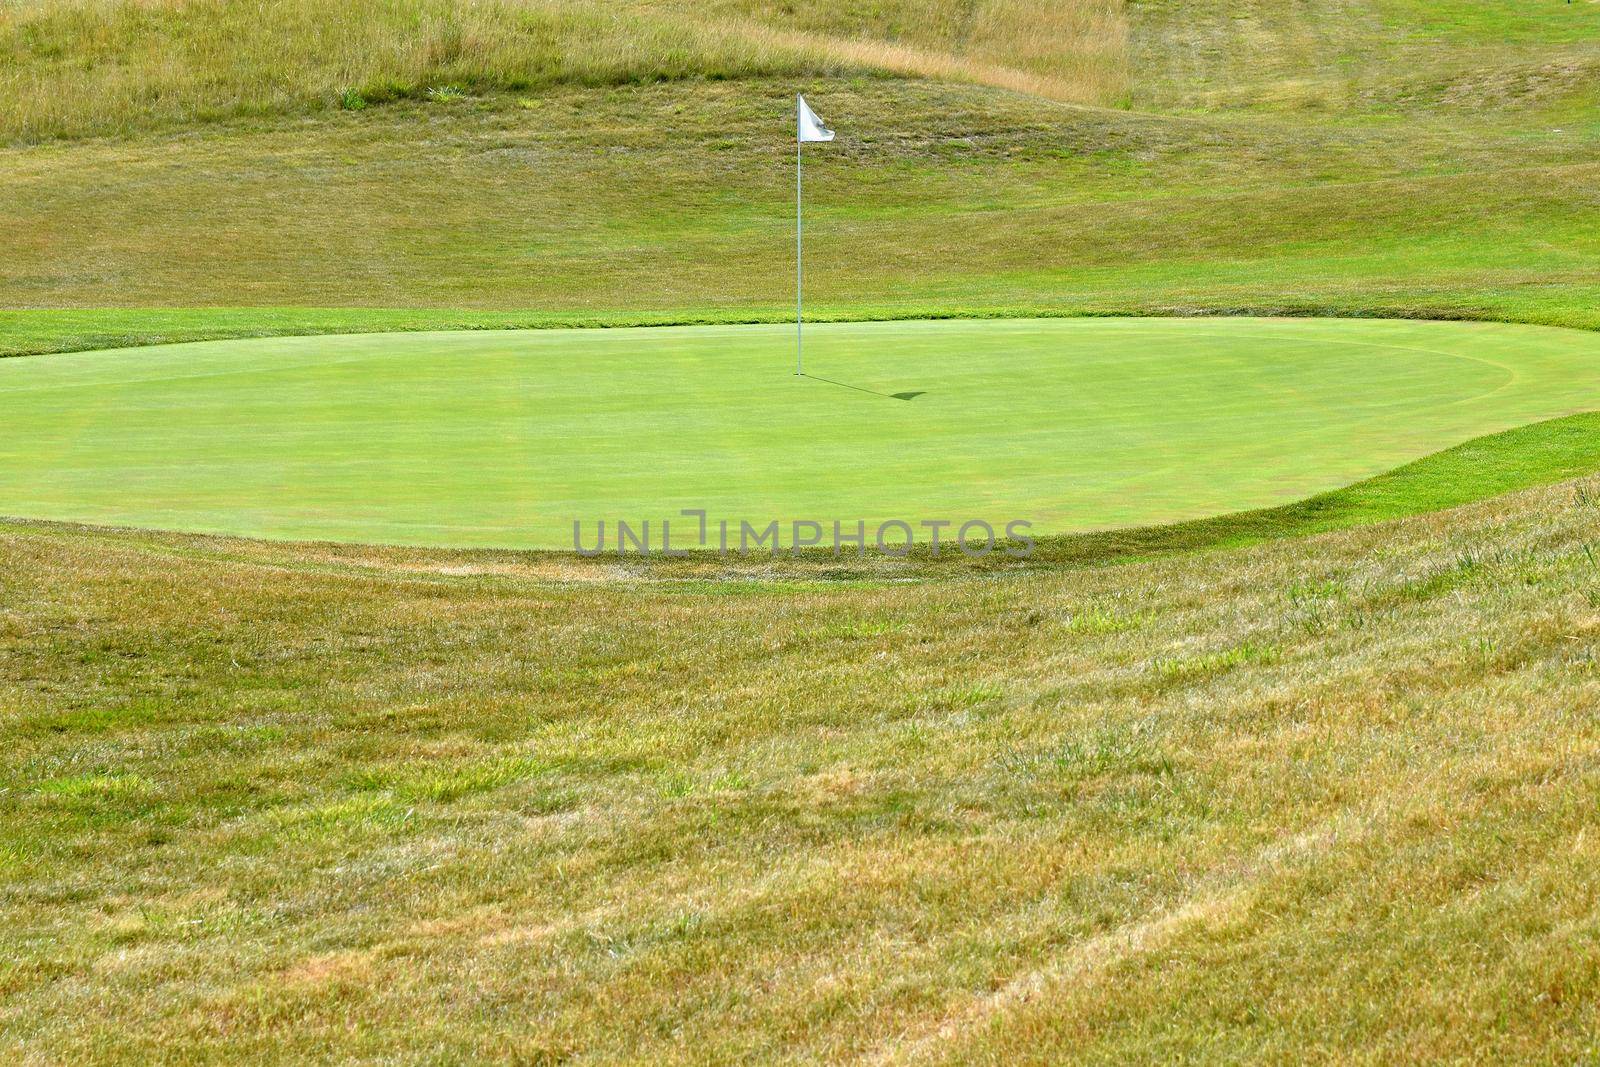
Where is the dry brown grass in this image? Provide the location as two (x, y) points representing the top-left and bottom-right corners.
(3, 475), (1599, 1061)
(720, 0), (1127, 106)
(1130, 0), (1600, 112)
(5, 0), (1594, 145)
(4, 76), (1595, 329)
(0, 0), (1129, 143)
(727, 13), (1126, 108)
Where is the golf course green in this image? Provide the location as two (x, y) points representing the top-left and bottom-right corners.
(3, 316), (1599, 549)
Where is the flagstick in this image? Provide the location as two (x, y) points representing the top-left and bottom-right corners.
(796, 125), (804, 377)
(795, 94), (831, 377)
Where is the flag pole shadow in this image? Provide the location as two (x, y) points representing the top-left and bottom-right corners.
(800, 374), (924, 401)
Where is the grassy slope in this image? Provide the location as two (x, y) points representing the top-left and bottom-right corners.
(3, 79), (1598, 340)
(0, 0), (1127, 143)
(1131, 0), (1600, 113)
(4, 471), (1599, 1062)
(1029, 411), (1600, 567)
(4, 0), (1592, 143)
(2, 2), (1598, 340)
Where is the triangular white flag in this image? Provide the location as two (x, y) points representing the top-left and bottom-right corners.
(798, 95), (834, 143)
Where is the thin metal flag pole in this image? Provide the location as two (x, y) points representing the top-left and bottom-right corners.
(795, 94), (832, 378)
(796, 107), (804, 377)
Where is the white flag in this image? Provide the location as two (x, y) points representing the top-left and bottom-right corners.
(798, 95), (834, 143)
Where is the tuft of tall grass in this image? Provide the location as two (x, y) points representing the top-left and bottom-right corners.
(0, 0), (1129, 143)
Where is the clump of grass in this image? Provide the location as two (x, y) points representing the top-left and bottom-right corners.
(1151, 640), (1281, 686)
(1053, 730), (1175, 781)
(941, 682), (1005, 709)
(657, 768), (751, 798)
(353, 756), (549, 803)
(811, 618), (905, 640)
(1065, 607), (1145, 635)
(36, 772), (151, 801)
(265, 793), (408, 834)
(999, 722), (1176, 783)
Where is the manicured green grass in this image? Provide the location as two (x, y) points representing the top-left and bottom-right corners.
(4, 316), (1599, 549)
(1028, 411), (1600, 567)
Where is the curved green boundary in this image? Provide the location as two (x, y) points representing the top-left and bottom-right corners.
(2, 313), (1597, 568)
(8, 303), (1600, 361)
(3, 412), (1596, 579)
(6, 317), (1600, 550)
(1021, 411), (1600, 568)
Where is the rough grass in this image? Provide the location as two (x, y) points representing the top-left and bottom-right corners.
(5, 0), (1596, 145)
(0, 0), (1128, 143)
(1131, 0), (1600, 112)
(3, 471), (1599, 1062)
(2, 79), (1597, 321)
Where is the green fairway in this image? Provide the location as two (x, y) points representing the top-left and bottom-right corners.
(3, 316), (1599, 550)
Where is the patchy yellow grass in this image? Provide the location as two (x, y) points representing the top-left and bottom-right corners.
(2, 2), (1598, 1060)
(0, 0), (1128, 142)
(724, 0), (1127, 106)
(3, 476), (1599, 1060)
(3, 77), (1595, 322)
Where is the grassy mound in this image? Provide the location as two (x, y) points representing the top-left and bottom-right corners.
(4, 0), (1595, 143)
(0, 0), (1127, 142)
(2, 6), (1595, 327)
(4, 455), (1599, 1061)
(2, 77), (1597, 329)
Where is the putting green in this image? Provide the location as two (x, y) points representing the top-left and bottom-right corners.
(2, 317), (1599, 550)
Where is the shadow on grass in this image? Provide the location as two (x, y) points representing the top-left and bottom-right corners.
(801, 374), (923, 401)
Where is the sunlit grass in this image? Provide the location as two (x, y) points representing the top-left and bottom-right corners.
(2, 78), (1596, 324)
(0, 0), (1129, 143)
(3, 471), (1599, 1060)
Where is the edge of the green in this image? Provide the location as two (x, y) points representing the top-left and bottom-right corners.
(6, 302), (1600, 361)
(4, 412), (1597, 580)
(1017, 410), (1600, 570)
